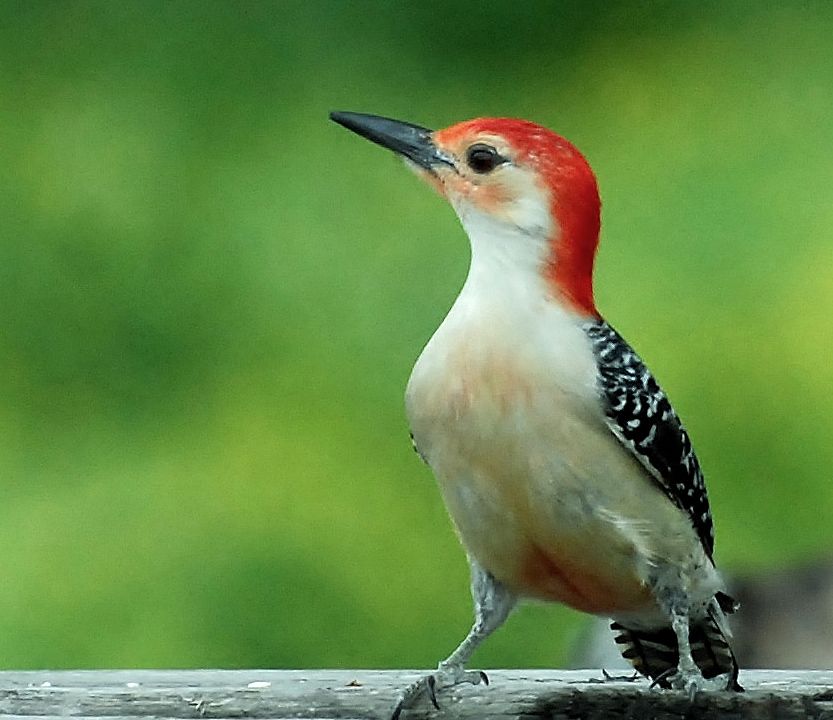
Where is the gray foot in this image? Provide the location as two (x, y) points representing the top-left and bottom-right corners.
(391, 666), (488, 720)
(668, 667), (727, 699)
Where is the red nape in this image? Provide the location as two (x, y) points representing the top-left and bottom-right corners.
(544, 150), (601, 318)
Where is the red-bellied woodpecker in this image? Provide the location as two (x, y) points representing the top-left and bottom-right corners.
(330, 111), (742, 718)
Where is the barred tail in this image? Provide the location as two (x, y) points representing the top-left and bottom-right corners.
(611, 593), (743, 691)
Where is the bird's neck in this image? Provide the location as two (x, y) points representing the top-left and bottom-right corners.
(458, 207), (550, 308)
(545, 198), (600, 317)
(455, 207), (594, 328)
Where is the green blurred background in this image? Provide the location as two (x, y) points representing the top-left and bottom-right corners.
(2, 0), (833, 670)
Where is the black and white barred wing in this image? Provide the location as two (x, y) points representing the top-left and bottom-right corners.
(584, 320), (715, 559)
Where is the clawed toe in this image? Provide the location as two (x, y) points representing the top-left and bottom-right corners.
(425, 675), (439, 710)
(390, 668), (489, 719)
(667, 670), (729, 699)
(601, 669), (640, 683)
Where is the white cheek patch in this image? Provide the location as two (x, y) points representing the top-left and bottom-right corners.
(448, 167), (553, 241)
(500, 169), (553, 238)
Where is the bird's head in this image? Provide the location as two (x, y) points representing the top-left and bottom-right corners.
(330, 111), (601, 317)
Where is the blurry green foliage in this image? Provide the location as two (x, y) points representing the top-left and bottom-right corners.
(1, 0), (833, 670)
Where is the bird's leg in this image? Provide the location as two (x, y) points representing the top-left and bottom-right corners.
(654, 576), (701, 695)
(668, 608), (704, 696)
(391, 561), (516, 720)
(653, 582), (726, 697)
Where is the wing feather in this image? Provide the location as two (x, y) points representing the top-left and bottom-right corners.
(584, 320), (715, 559)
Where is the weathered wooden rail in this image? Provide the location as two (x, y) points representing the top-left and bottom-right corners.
(0, 669), (832, 719)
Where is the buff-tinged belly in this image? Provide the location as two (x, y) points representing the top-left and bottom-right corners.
(433, 440), (659, 615)
(408, 376), (705, 616)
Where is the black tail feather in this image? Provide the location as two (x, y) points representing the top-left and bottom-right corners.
(611, 598), (743, 691)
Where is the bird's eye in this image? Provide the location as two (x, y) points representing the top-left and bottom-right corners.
(466, 144), (502, 174)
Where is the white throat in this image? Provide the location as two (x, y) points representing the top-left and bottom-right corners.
(453, 202), (554, 319)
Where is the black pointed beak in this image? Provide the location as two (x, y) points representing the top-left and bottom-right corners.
(330, 111), (453, 171)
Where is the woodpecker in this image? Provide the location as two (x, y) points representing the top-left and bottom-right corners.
(330, 111), (742, 717)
